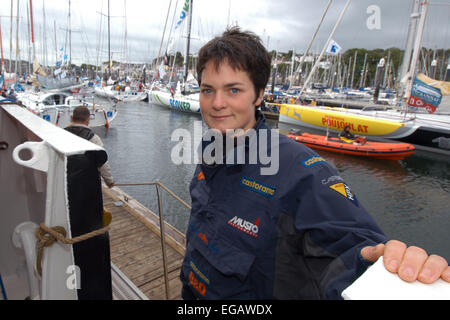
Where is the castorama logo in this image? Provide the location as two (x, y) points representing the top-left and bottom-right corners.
(228, 216), (260, 238)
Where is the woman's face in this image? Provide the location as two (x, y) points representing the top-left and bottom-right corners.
(199, 60), (263, 134)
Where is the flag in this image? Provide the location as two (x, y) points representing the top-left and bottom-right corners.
(326, 39), (342, 55)
(175, 0), (190, 30)
(56, 46), (64, 67)
(158, 64), (166, 79)
(408, 77), (442, 114)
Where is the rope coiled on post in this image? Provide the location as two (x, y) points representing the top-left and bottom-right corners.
(35, 217), (111, 276)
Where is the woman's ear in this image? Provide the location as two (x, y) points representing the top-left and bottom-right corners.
(254, 88), (265, 106)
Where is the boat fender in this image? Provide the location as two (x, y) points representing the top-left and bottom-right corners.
(103, 110), (110, 128)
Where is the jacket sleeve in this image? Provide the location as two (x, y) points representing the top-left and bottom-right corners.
(285, 156), (387, 299)
(89, 135), (115, 187)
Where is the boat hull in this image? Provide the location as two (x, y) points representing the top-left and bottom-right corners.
(16, 91), (118, 128)
(95, 86), (147, 102)
(279, 104), (419, 139)
(288, 133), (415, 160)
(149, 90), (201, 113)
(27, 105), (117, 128)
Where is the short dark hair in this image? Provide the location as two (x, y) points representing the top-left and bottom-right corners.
(72, 106), (90, 122)
(197, 26), (271, 101)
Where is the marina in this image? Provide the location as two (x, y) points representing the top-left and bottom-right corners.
(97, 100), (450, 261)
(2, 99), (450, 301)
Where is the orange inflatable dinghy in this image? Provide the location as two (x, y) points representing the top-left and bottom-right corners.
(288, 132), (415, 160)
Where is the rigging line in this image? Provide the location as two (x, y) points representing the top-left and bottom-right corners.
(295, 0), (333, 75)
(95, 0), (104, 76)
(156, 0), (174, 68)
(165, 0), (180, 55)
(80, 20), (94, 66)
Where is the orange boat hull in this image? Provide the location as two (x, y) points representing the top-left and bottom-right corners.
(288, 133), (415, 160)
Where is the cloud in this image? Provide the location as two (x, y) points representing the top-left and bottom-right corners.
(1, 0), (448, 68)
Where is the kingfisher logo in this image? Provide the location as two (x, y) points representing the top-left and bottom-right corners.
(228, 216), (260, 238)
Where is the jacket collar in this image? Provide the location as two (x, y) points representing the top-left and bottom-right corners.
(198, 110), (268, 179)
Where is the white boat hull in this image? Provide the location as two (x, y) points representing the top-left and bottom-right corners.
(149, 90), (201, 113)
(16, 91), (118, 128)
(95, 85), (147, 102)
(31, 106), (118, 128)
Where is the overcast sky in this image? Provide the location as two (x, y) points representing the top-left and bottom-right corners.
(1, 0), (449, 67)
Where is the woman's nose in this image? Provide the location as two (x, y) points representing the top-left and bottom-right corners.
(212, 91), (226, 109)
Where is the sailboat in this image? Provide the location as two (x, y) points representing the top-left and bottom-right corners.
(148, 0), (201, 114)
(14, 0), (117, 128)
(16, 90), (117, 128)
(95, 82), (148, 103)
(33, 1), (83, 93)
(94, 0), (147, 103)
(279, 0), (450, 153)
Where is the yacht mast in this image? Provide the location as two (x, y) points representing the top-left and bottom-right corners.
(184, 0), (193, 84)
(69, 0), (72, 68)
(398, 0), (420, 87)
(9, 0), (13, 72)
(15, 0), (20, 75)
(0, 22), (4, 78)
(299, 0), (351, 96)
(404, 0), (428, 99)
(108, 0), (111, 79)
(29, 0), (35, 64)
(123, 0), (128, 78)
(156, 0), (172, 69)
(295, 0), (333, 85)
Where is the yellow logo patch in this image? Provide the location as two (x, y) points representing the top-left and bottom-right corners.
(329, 182), (359, 206)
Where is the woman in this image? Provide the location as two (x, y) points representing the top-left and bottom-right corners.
(180, 27), (450, 300)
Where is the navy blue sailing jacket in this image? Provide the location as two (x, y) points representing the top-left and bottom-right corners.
(180, 112), (387, 299)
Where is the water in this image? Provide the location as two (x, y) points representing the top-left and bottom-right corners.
(93, 100), (450, 261)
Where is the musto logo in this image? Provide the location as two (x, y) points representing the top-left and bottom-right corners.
(228, 216), (260, 238)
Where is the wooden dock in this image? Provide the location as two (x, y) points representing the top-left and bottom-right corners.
(102, 186), (187, 300)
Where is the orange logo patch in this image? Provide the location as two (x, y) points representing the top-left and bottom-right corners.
(197, 171), (205, 180)
(189, 271), (206, 296)
(198, 232), (208, 245)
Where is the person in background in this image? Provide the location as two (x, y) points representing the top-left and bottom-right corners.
(339, 125), (356, 140)
(65, 106), (115, 188)
(179, 27), (450, 300)
(339, 125), (367, 144)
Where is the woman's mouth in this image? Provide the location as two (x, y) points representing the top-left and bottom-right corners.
(211, 115), (231, 120)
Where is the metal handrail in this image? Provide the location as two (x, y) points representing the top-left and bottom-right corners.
(115, 181), (191, 300)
